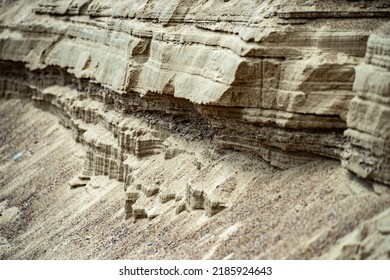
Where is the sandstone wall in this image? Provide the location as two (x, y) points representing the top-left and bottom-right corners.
(343, 22), (390, 185)
(1, 0), (390, 217)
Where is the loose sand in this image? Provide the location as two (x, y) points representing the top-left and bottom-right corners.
(1, 99), (389, 259)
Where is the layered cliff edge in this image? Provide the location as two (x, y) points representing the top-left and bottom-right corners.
(1, 0), (390, 259)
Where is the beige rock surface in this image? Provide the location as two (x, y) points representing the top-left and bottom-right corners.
(0, 0), (390, 259)
(2, 0), (388, 168)
(342, 22), (390, 185)
(321, 207), (390, 260)
(1, 99), (390, 260)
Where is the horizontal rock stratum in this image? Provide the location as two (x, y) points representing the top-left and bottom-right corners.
(0, 0), (390, 259)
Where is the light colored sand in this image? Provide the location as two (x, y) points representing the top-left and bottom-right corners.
(1, 99), (389, 259)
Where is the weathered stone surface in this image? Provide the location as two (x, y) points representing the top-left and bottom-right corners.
(342, 22), (390, 185)
(0, 1), (390, 226)
(2, 98), (390, 260)
(321, 207), (390, 260)
(2, 0), (388, 170)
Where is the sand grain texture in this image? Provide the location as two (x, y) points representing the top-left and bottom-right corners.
(1, 100), (389, 259)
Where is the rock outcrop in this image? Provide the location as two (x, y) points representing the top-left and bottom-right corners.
(1, 0), (390, 260)
(1, 0), (390, 222)
(343, 22), (390, 185)
(321, 207), (390, 260)
(2, 98), (390, 259)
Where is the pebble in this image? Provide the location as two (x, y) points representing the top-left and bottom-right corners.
(378, 226), (390, 235)
(12, 152), (23, 161)
(378, 218), (390, 235)
(294, 205), (302, 212)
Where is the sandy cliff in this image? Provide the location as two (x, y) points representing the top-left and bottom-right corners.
(343, 22), (390, 186)
(0, 0), (390, 259)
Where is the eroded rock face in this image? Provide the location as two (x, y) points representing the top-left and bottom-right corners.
(1, 0), (388, 166)
(342, 22), (390, 185)
(0, 0), (390, 220)
(321, 206), (390, 260)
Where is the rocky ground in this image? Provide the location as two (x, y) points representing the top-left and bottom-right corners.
(1, 99), (389, 260)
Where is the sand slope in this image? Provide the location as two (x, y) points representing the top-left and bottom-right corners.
(1, 99), (389, 259)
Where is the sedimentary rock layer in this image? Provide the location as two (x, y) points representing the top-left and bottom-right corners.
(2, 0), (389, 169)
(2, 98), (390, 260)
(342, 22), (390, 185)
(1, 0), (390, 220)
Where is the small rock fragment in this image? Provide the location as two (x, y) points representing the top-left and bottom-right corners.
(378, 218), (390, 235)
(0, 236), (8, 245)
(12, 152), (23, 161)
(69, 176), (89, 188)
